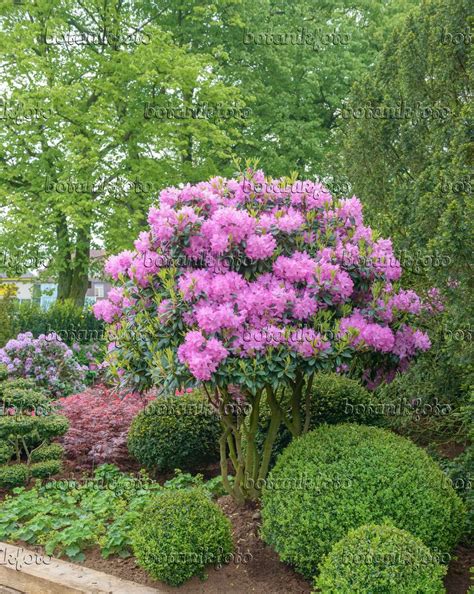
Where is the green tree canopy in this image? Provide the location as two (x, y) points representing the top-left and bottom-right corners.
(0, 0), (246, 304)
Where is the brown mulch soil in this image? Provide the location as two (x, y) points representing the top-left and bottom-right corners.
(445, 546), (473, 594)
(78, 496), (311, 593)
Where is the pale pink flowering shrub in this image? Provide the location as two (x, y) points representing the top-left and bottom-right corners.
(0, 332), (86, 397)
(94, 170), (436, 500)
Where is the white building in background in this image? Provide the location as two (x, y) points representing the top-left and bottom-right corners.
(0, 250), (111, 308)
(0, 272), (36, 302)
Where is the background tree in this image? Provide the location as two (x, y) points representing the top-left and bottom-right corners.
(0, 0), (246, 305)
(151, 0), (420, 180)
(337, 0), (473, 403)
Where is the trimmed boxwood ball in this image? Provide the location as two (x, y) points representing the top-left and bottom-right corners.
(131, 489), (233, 586)
(127, 392), (220, 472)
(0, 443), (13, 464)
(261, 424), (466, 579)
(30, 459), (62, 479)
(0, 377), (42, 396)
(308, 372), (381, 426)
(30, 443), (64, 463)
(315, 524), (447, 594)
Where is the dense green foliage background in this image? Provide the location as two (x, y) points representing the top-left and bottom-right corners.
(0, 0), (472, 429)
(1, 0), (418, 302)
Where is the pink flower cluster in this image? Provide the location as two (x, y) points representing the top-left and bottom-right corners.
(94, 171), (433, 384)
(177, 331), (228, 380)
(377, 289), (422, 323)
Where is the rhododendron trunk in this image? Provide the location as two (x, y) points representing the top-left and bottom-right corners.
(211, 377), (313, 502)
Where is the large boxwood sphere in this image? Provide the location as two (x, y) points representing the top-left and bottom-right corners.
(261, 424), (466, 578)
(127, 392), (220, 472)
(131, 489), (233, 586)
(315, 524), (447, 594)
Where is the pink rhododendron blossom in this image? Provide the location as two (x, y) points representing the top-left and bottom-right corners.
(288, 329), (331, 358)
(104, 250), (134, 279)
(134, 231), (152, 254)
(371, 239), (402, 280)
(178, 331), (228, 380)
(245, 234), (277, 260)
(93, 299), (121, 323)
(393, 326), (431, 359)
(336, 197), (364, 227)
(339, 312), (395, 352)
(273, 252), (315, 283)
(95, 171), (434, 390)
(276, 209), (305, 233)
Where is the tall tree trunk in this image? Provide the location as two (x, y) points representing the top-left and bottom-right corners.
(57, 269), (73, 301)
(56, 216), (73, 301)
(69, 228), (91, 307)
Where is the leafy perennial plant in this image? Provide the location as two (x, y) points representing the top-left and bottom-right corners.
(94, 170), (439, 500)
(0, 464), (228, 563)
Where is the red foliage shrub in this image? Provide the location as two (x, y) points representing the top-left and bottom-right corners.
(58, 384), (154, 468)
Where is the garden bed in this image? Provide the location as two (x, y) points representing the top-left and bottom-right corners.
(79, 496), (312, 594)
(6, 496), (473, 594)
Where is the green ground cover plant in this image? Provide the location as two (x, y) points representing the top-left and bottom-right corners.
(0, 464), (228, 563)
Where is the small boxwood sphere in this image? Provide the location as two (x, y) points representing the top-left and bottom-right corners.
(131, 489), (233, 586)
(261, 424), (466, 579)
(0, 464), (30, 488)
(254, 373), (379, 468)
(0, 443), (13, 464)
(309, 372), (381, 426)
(315, 524), (447, 594)
(127, 392), (220, 472)
(30, 443), (64, 463)
(30, 459), (62, 479)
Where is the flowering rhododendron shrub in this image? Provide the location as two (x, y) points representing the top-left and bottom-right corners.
(59, 385), (154, 469)
(94, 170), (438, 500)
(0, 332), (86, 397)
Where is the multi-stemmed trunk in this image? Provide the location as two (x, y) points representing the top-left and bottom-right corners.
(206, 373), (315, 503)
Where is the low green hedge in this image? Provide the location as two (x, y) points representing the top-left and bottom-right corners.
(315, 524), (447, 594)
(261, 424), (466, 578)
